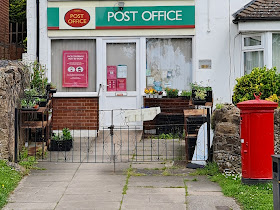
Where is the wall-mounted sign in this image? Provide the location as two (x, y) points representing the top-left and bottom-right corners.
(48, 6), (195, 30)
(117, 78), (127, 91)
(63, 51), (88, 87)
(199, 60), (212, 69)
(96, 6), (195, 29)
(64, 9), (90, 28)
(107, 66), (117, 79)
(47, 7), (95, 30)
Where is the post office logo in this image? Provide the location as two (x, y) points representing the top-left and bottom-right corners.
(64, 9), (90, 28)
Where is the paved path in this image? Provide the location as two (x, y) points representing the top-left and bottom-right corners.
(3, 162), (241, 210)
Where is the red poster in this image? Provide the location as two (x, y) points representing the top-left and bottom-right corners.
(63, 51), (88, 87)
(107, 66), (117, 79)
(117, 78), (126, 91)
(107, 79), (117, 91)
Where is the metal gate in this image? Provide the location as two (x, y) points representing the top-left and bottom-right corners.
(15, 108), (211, 164)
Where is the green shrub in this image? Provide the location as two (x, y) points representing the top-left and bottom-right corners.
(232, 67), (280, 104)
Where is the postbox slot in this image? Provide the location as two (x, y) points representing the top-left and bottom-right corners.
(273, 162), (278, 173)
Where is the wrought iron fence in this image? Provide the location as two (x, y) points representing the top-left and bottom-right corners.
(15, 107), (212, 165)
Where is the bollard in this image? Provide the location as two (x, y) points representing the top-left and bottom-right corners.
(272, 155), (280, 210)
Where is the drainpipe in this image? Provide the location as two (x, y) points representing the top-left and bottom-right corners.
(36, 0), (40, 61)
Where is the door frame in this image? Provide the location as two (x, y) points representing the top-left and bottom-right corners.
(98, 38), (142, 126)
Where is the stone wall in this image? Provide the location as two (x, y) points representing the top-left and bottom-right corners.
(211, 104), (241, 173)
(274, 109), (280, 154)
(0, 60), (29, 161)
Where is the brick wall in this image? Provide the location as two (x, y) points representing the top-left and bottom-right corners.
(0, 0), (9, 44)
(0, 0), (9, 59)
(52, 97), (99, 130)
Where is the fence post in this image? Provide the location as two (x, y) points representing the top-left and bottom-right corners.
(14, 108), (18, 163)
(109, 110), (114, 162)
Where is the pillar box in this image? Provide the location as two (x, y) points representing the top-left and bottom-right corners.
(237, 94), (278, 184)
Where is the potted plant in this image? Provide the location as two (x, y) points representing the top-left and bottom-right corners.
(49, 128), (73, 151)
(30, 61), (48, 96)
(158, 91), (163, 98)
(165, 88), (179, 98)
(21, 99), (38, 110)
(48, 82), (57, 93)
(38, 98), (47, 107)
(193, 89), (207, 105)
(144, 88), (150, 98)
(205, 86), (212, 102)
(181, 90), (192, 99)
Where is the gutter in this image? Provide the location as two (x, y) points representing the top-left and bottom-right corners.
(233, 17), (280, 24)
(36, 0), (39, 61)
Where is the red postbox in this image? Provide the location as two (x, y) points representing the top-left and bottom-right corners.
(237, 94), (278, 184)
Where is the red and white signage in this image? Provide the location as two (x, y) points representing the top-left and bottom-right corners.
(63, 51), (88, 87)
(64, 9), (90, 28)
(117, 78), (127, 91)
(107, 66), (117, 79)
(107, 79), (117, 91)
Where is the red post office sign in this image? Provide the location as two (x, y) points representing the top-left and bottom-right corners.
(63, 51), (88, 87)
(64, 9), (90, 28)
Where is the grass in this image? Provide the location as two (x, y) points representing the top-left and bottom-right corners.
(193, 162), (273, 210)
(0, 160), (22, 209)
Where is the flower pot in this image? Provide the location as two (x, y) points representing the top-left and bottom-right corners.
(192, 99), (206, 105)
(49, 88), (57, 93)
(206, 90), (212, 102)
(158, 95), (163, 98)
(49, 139), (73, 151)
(39, 101), (47, 107)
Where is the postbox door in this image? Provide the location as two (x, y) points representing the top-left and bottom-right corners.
(240, 114), (250, 178)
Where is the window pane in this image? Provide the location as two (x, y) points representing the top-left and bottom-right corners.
(146, 38), (192, 91)
(244, 51), (264, 74)
(106, 43), (136, 91)
(244, 36), (261, 47)
(273, 34), (280, 72)
(51, 39), (96, 92)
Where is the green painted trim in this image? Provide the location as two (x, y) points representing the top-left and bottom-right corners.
(96, 6), (195, 28)
(47, 7), (59, 28)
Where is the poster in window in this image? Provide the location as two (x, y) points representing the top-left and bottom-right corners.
(117, 65), (127, 78)
(117, 78), (126, 91)
(107, 66), (117, 79)
(107, 79), (117, 91)
(63, 51), (88, 87)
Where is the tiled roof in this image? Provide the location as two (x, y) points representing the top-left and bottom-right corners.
(233, 0), (280, 23)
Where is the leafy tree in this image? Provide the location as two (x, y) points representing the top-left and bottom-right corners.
(232, 67), (280, 104)
(9, 0), (26, 23)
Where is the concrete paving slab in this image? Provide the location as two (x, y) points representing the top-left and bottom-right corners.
(187, 195), (241, 210)
(121, 203), (186, 210)
(59, 193), (123, 202)
(185, 176), (222, 193)
(55, 201), (121, 210)
(126, 187), (185, 194)
(3, 202), (57, 210)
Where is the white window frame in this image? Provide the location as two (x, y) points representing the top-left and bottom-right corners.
(242, 33), (265, 75)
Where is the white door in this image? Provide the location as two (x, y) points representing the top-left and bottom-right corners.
(99, 39), (141, 127)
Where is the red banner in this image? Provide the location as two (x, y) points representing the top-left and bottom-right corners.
(63, 51), (88, 87)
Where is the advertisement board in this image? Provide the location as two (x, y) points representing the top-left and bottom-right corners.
(63, 51), (88, 87)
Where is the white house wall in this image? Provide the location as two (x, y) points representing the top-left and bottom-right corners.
(27, 0), (253, 104)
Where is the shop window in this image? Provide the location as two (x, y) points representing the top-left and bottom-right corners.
(51, 39), (96, 92)
(272, 34), (280, 72)
(146, 38), (192, 91)
(242, 35), (264, 74)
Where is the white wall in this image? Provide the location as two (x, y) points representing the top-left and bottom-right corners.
(194, 0), (251, 104)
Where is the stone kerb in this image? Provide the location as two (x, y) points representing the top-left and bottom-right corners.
(0, 60), (29, 160)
